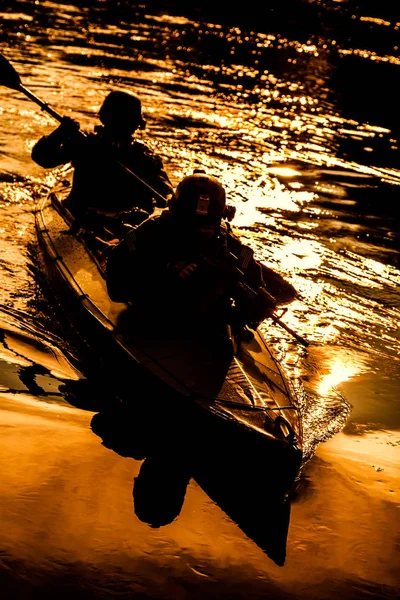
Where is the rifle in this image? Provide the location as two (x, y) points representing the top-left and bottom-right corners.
(189, 250), (310, 348)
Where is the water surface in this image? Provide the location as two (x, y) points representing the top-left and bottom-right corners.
(0, 1), (399, 598)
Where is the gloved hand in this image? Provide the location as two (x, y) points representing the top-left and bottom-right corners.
(55, 116), (81, 138)
(234, 283), (276, 327)
(153, 195), (167, 209)
(118, 208), (151, 227)
(254, 287), (277, 319)
(256, 287), (276, 319)
(168, 261), (198, 280)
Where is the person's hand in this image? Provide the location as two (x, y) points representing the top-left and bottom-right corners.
(178, 263), (197, 280)
(222, 205), (236, 222)
(57, 116), (81, 137)
(168, 261), (198, 280)
(255, 287), (277, 319)
(118, 208), (150, 227)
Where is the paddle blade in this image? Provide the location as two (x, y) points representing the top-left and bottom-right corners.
(0, 52), (21, 90)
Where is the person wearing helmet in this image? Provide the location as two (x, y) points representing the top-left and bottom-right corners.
(105, 171), (291, 332)
(31, 90), (173, 237)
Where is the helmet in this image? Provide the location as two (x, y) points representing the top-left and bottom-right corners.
(99, 91), (146, 132)
(170, 173), (226, 225)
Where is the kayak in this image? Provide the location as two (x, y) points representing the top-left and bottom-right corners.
(0, 46), (303, 498)
(34, 178), (303, 491)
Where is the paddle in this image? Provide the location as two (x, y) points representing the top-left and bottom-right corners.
(0, 51), (168, 204)
(270, 313), (309, 347)
(0, 52), (64, 122)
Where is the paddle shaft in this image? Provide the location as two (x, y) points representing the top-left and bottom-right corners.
(18, 83), (64, 122)
(234, 279), (309, 347)
(271, 314), (309, 347)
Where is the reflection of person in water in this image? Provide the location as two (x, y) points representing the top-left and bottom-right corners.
(90, 404), (192, 528)
(133, 456), (191, 528)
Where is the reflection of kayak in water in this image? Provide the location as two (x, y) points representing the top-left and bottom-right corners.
(0, 305), (83, 398)
(34, 181), (303, 485)
(91, 396), (293, 565)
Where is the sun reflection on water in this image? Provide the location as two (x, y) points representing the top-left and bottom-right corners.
(318, 358), (363, 396)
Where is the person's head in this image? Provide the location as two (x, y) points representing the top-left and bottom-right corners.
(169, 171), (227, 238)
(98, 90), (146, 137)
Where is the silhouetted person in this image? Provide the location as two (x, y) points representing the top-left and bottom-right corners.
(31, 90), (173, 233)
(106, 171), (287, 332)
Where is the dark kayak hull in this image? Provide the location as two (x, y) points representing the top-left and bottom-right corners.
(34, 184), (303, 491)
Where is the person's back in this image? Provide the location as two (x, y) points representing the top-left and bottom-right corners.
(31, 90), (173, 229)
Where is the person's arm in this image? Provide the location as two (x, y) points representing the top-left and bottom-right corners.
(224, 234), (276, 326)
(31, 117), (81, 168)
(228, 229), (297, 305)
(105, 217), (161, 303)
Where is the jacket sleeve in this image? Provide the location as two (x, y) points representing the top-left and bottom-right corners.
(227, 229), (297, 304)
(31, 128), (73, 168)
(31, 117), (84, 168)
(105, 218), (161, 303)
